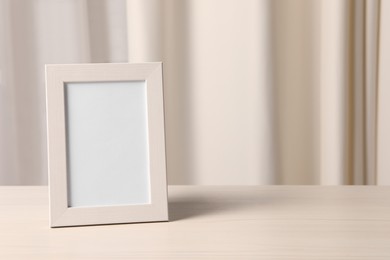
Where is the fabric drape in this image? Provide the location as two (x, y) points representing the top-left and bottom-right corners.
(127, 0), (385, 185)
(0, 0), (128, 184)
(0, 0), (388, 185)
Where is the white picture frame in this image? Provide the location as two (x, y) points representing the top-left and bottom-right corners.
(45, 63), (168, 227)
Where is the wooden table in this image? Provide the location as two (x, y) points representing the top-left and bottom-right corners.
(1, 186), (390, 259)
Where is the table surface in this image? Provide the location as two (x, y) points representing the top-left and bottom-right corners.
(1, 186), (390, 259)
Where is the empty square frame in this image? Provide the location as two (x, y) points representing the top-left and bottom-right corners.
(45, 63), (168, 227)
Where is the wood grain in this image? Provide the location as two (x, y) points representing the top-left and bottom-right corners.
(1, 186), (390, 259)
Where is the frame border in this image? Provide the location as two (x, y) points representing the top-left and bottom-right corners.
(45, 63), (168, 227)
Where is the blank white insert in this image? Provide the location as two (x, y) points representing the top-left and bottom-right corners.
(65, 81), (150, 207)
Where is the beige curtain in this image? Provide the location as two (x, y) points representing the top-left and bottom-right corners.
(127, 0), (385, 185)
(0, 0), (388, 185)
(0, 0), (128, 184)
(377, 0), (390, 185)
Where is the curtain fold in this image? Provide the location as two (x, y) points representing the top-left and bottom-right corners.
(377, 0), (390, 185)
(0, 0), (127, 184)
(0, 0), (387, 185)
(126, 0), (383, 185)
(319, 0), (380, 185)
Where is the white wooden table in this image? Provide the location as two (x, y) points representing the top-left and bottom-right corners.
(1, 186), (390, 259)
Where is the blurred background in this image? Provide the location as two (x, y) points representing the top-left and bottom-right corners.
(1, 0), (389, 185)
